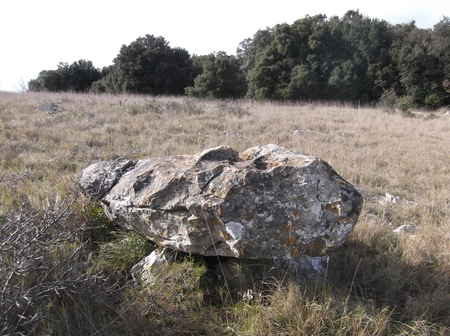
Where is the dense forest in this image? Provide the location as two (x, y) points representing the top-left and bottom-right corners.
(28, 10), (450, 107)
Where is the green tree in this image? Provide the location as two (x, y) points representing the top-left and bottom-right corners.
(243, 11), (396, 103)
(237, 28), (274, 74)
(327, 60), (363, 100)
(28, 62), (69, 92)
(284, 64), (320, 99)
(390, 22), (441, 104)
(430, 16), (450, 105)
(68, 60), (103, 92)
(94, 35), (193, 95)
(325, 11), (394, 102)
(246, 17), (327, 100)
(185, 52), (247, 99)
(28, 60), (102, 92)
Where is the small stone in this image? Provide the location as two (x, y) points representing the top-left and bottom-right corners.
(130, 248), (175, 283)
(393, 224), (417, 234)
(385, 193), (402, 204)
(37, 102), (63, 113)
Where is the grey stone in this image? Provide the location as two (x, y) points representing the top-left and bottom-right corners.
(80, 144), (363, 260)
(393, 224), (417, 234)
(130, 247), (175, 283)
(37, 102), (63, 113)
(385, 193), (402, 204)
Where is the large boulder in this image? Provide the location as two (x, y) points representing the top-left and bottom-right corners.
(80, 145), (363, 259)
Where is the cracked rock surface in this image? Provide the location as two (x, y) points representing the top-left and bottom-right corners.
(80, 144), (363, 259)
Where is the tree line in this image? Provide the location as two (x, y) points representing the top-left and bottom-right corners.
(28, 10), (450, 108)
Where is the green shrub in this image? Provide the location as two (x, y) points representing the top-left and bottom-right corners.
(424, 92), (443, 109)
(379, 90), (397, 113)
(98, 231), (155, 276)
(395, 95), (415, 117)
(379, 91), (416, 117)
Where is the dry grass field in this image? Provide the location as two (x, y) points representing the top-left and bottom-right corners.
(1, 91), (449, 335)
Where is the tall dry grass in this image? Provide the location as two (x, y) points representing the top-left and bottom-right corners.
(0, 91), (449, 335)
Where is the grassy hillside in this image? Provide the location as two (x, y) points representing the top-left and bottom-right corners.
(1, 92), (449, 335)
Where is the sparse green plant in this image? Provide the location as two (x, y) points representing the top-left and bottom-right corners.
(80, 203), (117, 246)
(181, 98), (205, 115)
(395, 95), (416, 117)
(380, 91), (418, 117)
(216, 100), (251, 117)
(425, 92), (443, 109)
(379, 89), (397, 113)
(98, 230), (155, 276)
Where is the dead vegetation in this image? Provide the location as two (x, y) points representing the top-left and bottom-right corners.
(1, 91), (449, 335)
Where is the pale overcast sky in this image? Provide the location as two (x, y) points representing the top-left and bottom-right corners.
(0, 0), (448, 92)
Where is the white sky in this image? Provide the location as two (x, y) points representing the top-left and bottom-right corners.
(0, 0), (448, 92)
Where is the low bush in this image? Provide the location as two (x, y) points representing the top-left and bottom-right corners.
(425, 92), (443, 109)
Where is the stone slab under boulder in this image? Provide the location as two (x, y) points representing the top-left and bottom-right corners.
(80, 144), (363, 261)
(130, 246), (329, 293)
